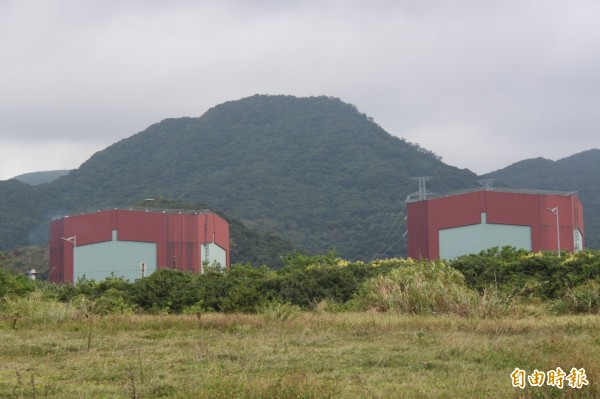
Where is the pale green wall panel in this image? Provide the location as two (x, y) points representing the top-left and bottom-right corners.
(439, 214), (531, 259)
(74, 240), (157, 282)
(200, 243), (227, 271)
(574, 229), (583, 251)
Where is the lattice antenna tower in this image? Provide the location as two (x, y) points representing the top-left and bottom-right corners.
(478, 179), (495, 191)
(204, 214), (210, 265)
(412, 176), (431, 200)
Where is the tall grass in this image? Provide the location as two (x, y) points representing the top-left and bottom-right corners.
(551, 280), (600, 314)
(354, 260), (515, 317)
(258, 300), (302, 321)
(1, 291), (78, 325)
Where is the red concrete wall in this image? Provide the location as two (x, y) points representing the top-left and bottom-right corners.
(406, 200), (429, 259)
(407, 190), (585, 259)
(49, 218), (68, 282)
(194, 212), (230, 271)
(49, 209), (230, 283)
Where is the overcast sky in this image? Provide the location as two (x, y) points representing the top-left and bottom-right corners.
(1, 0), (599, 181)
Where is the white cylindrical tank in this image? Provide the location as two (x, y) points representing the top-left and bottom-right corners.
(27, 269), (37, 280)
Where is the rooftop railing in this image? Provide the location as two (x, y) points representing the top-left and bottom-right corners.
(405, 187), (578, 203)
(51, 206), (214, 221)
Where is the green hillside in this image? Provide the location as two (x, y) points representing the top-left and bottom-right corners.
(11, 169), (71, 185)
(482, 149), (600, 249)
(1, 95), (480, 260)
(0, 180), (54, 249)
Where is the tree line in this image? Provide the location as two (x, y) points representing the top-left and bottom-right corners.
(2, 247), (600, 317)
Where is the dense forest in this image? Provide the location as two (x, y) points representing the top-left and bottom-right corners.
(0, 95), (479, 260)
(0, 95), (598, 261)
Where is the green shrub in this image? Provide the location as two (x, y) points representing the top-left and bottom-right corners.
(93, 289), (135, 315)
(0, 269), (37, 298)
(268, 262), (361, 308)
(450, 247), (600, 301)
(130, 269), (198, 313)
(221, 284), (265, 313)
(181, 301), (205, 315)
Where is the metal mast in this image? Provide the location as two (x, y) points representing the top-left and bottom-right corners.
(204, 214), (210, 265)
(477, 179), (495, 190)
(412, 176), (430, 200)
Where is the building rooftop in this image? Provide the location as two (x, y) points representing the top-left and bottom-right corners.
(405, 187), (578, 204)
(52, 206), (214, 221)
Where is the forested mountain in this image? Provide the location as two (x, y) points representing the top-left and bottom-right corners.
(0, 95), (480, 261)
(0, 179), (52, 249)
(482, 149), (600, 249)
(12, 170), (71, 185)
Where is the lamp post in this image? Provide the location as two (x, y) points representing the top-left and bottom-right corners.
(546, 207), (560, 257)
(61, 236), (77, 282)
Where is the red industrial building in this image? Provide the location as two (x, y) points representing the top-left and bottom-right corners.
(407, 188), (584, 259)
(49, 208), (229, 283)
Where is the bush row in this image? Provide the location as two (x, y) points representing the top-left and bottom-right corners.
(2, 248), (600, 318)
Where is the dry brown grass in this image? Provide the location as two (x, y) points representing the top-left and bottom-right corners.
(1, 312), (599, 398)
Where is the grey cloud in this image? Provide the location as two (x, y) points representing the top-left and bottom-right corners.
(1, 0), (599, 179)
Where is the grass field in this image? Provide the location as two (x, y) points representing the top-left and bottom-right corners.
(1, 311), (599, 398)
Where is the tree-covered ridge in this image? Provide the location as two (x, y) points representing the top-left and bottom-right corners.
(0, 180), (52, 250)
(25, 95), (479, 260)
(1, 95), (595, 258)
(10, 170), (71, 185)
(483, 149), (600, 249)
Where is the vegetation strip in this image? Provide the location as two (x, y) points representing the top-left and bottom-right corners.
(2, 247), (600, 397)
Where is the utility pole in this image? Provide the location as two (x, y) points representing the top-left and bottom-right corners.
(547, 207), (560, 256)
(61, 236), (77, 283)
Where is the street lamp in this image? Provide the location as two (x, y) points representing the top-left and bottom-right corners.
(546, 207), (560, 257)
(61, 236), (77, 282)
